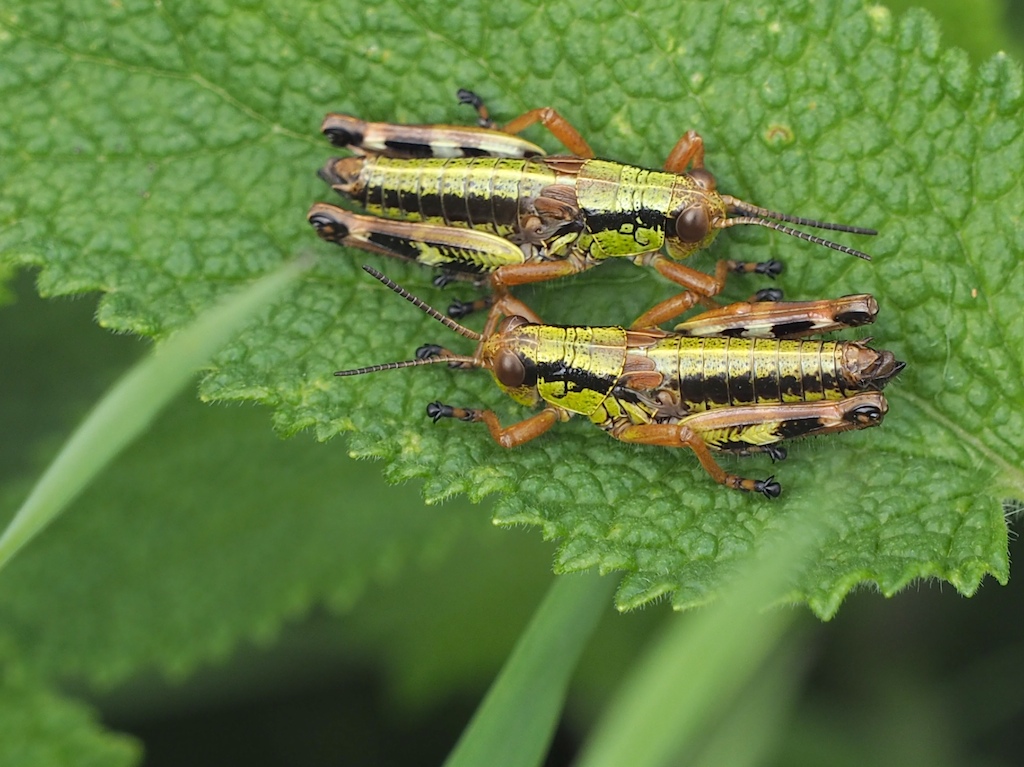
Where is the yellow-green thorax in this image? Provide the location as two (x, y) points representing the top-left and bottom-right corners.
(574, 159), (726, 261)
(485, 324), (627, 415)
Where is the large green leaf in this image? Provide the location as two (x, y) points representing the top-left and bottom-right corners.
(1, 0), (1018, 618)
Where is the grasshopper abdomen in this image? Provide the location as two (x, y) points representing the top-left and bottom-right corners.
(320, 155), (566, 239)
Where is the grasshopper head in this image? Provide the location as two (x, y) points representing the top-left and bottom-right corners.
(664, 167), (875, 262)
(481, 316), (542, 406)
(664, 168), (729, 260)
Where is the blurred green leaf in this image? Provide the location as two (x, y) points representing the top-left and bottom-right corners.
(0, 644), (139, 767)
(886, 0), (1023, 62)
(0, 0), (1017, 625)
(0, 271), (605, 759)
(576, 508), (818, 767)
(0, 264), (15, 306)
(0, 258), (308, 571)
(0, 389), (479, 687)
(688, 637), (808, 767)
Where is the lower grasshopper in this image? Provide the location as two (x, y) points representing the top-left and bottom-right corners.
(336, 266), (904, 497)
(309, 91), (876, 328)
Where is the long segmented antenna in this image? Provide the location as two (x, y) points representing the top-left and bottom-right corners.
(335, 355), (479, 377)
(360, 265), (483, 340)
(716, 195), (875, 261)
(722, 196), (877, 236)
(335, 265), (482, 377)
(716, 216), (873, 261)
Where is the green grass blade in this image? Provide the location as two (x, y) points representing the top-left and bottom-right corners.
(576, 512), (821, 767)
(0, 257), (311, 572)
(689, 635), (808, 767)
(444, 572), (616, 767)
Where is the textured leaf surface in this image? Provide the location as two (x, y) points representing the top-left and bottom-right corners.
(1, 0), (1019, 617)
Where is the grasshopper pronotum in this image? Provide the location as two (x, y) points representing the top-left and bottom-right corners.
(310, 91), (876, 328)
(336, 266), (903, 497)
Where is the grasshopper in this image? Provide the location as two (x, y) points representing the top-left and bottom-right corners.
(309, 90), (876, 328)
(336, 266), (904, 497)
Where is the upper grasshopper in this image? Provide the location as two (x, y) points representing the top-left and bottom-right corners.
(309, 90), (876, 328)
(336, 266), (904, 497)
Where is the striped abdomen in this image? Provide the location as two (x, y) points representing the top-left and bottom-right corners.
(646, 337), (901, 412)
(323, 156), (562, 237)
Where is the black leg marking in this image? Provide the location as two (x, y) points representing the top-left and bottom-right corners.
(456, 88), (494, 128)
(433, 270), (459, 289)
(323, 127), (362, 149)
(846, 403), (885, 425)
(757, 476), (782, 498)
(448, 299), (475, 319)
(427, 401), (454, 422)
(755, 288), (784, 302)
(448, 295), (495, 319)
(416, 344), (444, 360)
(308, 212), (349, 241)
(834, 310), (874, 327)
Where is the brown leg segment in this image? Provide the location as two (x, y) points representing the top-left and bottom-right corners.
(491, 293), (545, 324)
(457, 89), (595, 157)
(479, 291), (547, 341)
(613, 421), (780, 497)
(662, 130), (706, 173)
(615, 394), (888, 496)
(447, 260), (574, 326)
(490, 258), (588, 289)
(630, 256), (785, 328)
(501, 108), (595, 158)
(674, 294), (879, 339)
(629, 256), (723, 328)
(653, 256), (724, 296)
(427, 403), (562, 448)
(481, 262), (574, 337)
(630, 290), (703, 329)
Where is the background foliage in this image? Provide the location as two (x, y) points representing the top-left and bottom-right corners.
(2, 0), (1024, 764)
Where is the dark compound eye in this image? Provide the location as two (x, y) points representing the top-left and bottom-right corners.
(675, 205), (710, 243)
(494, 350), (526, 388)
